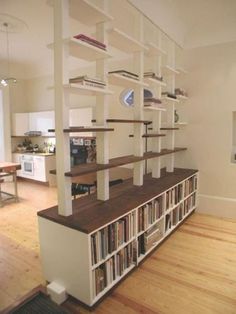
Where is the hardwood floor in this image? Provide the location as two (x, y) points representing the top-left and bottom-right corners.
(1, 180), (236, 313)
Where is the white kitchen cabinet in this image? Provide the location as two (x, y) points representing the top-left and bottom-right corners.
(29, 111), (55, 136)
(11, 113), (29, 136)
(34, 156), (47, 181)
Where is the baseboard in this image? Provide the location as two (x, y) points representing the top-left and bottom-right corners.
(197, 194), (236, 219)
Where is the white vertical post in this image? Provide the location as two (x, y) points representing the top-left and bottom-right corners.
(166, 42), (176, 173)
(0, 87), (12, 162)
(133, 14), (144, 186)
(54, 0), (72, 216)
(95, 8), (109, 200)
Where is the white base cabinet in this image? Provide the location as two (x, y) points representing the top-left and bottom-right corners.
(38, 169), (198, 307)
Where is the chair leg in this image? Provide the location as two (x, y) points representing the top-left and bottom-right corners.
(0, 181), (3, 208)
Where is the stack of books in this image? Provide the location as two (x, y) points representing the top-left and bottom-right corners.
(144, 97), (164, 109)
(162, 91), (177, 99)
(69, 75), (106, 89)
(109, 70), (139, 81)
(144, 71), (163, 82)
(175, 88), (188, 97)
(73, 34), (106, 50)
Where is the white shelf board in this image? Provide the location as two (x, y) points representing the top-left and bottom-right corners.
(144, 77), (166, 87)
(162, 65), (180, 76)
(69, 0), (113, 25)
(177, 95), (188, 101)
(108, 73), (148, 88)
(176, 67), (188, 74)
(175, 122), (188, 126)
(143, 106), (166, 112)
(64, 83), (113, 96)
(162, 96), (180, 103)
(69, 38), (111, 61)
(107, 28), (147, 53)
(145, 42), (167, 57)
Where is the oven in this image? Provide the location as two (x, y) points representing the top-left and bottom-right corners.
(21, 155), (34, 176)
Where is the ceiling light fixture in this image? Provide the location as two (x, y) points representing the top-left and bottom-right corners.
(0, 14), (28, 88)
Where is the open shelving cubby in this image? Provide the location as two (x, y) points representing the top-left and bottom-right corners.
(38, 0), (197, 309)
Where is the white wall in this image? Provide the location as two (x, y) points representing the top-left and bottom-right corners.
(175, 41), (236, 218)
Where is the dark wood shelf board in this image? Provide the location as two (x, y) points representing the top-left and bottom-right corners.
(160, 127), (179, 130)
(129, 134), (166, 138)
(49, 147), (187, 177)
(48, 128), (114, 133)
(92, 119), (152, 124)
(38, 167), (198, 234)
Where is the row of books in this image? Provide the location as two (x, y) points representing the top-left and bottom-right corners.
(162, 92), (177, 99)
(91, 212), (135, 265)
(74, 33), (106, 50)
(138, 196), (164, 232)
(184, 194), (196, 214)
(93, 242), (135, 296)
(184, 175), (197, 197)
(166, 184), (183, 210)
(69, 75), (106, 89)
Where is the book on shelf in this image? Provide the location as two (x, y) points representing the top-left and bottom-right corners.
(73, 34), (106, 50)
(165, 214), (172, 232)
(162, 92), (177, 99)
(144, 72), (163, 82)
(69, 75), (106, 89)
(108, 70), (139, 81)
(175, 88), (188, 97)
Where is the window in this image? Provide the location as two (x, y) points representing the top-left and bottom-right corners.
(119, 89), (153, 107)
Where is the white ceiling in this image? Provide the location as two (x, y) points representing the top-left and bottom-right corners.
(0, 0), (236, 79)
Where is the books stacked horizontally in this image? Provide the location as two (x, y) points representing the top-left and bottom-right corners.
(175, 88), (188, 97)
(144, 97), (164, 109)
(109, 70), (139, 81)
(138, 222), (163, 255)
(73, 34), (106, 50)
(69, 75), (106, 89)
(162, 91), (177, 99)
(144, 71), (163, 82)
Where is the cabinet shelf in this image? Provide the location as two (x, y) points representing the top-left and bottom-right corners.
(145, 42), (167, 57)
(49, 147), (186, 177)
(107, 28), (147, 53)
(129, 133), (166, 138)
(38, 168), (196, 234)
(63, 83), (113, 96)
(69, 0), (113, 26)
(108, 73), (148, 88)
(162, 65), (179, 76)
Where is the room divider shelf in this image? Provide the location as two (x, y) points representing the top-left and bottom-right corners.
(39, 168), (197, 234)
(160, 127), (179, 130)
(63, 83), (113, 96)
(145, 42), (167, 57)
(69, 0), (113, 25)
(144, 77), (167, 87)
(108, 73), (148, 88)
(162, 96), (180, 103)
(129, 133), (166, 138)
(49, 147), (186, 177)
(92, 119), (152, 124)
(162, 65), (180, 76)
(107, 28), (147, 53)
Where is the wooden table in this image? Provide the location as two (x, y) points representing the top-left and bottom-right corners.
(0, 162), (21, 207)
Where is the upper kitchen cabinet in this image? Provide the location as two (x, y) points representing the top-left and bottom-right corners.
(12, 111), (55, 137)
(29, 111), (55, 136)
(11, 113), (29, 136)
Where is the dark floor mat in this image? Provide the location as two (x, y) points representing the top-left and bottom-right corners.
(10, 292), (69, 314)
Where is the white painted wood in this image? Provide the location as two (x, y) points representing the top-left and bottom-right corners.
(63, 84), (113, 96)
(0, 87), (12, 162)
(109, 73), (148, 88)
(54, 0), (72, 216)
(29, 111), (55, 136)
(38, 217), (93, 305)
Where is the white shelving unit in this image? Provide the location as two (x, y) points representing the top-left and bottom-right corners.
(38, 0), (195, 309)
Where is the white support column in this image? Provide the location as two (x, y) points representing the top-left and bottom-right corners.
(54, 0), (72, 216)
(95, 18), (109, 200)
(133, 14), (144, 186)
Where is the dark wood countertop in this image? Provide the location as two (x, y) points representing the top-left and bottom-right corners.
(37, 168), (198, 234)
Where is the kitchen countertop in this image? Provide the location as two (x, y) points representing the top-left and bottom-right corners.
(12, 152), (55, 157)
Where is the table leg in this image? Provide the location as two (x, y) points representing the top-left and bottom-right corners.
(0, 181), (3, 207)
(13, 172), (19, 202)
